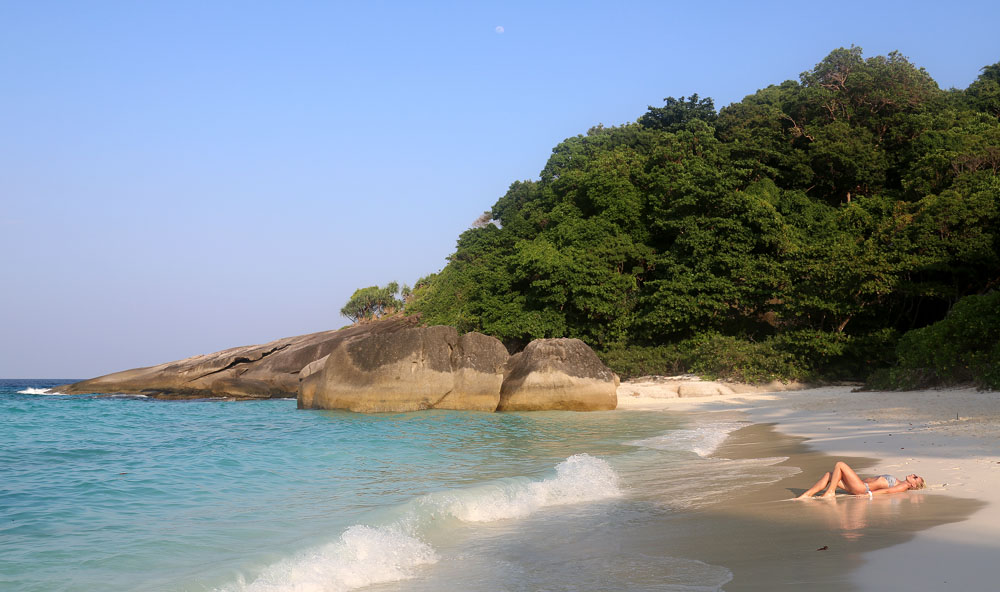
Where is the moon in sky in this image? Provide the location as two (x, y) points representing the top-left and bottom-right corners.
(495, 26), (504, 34)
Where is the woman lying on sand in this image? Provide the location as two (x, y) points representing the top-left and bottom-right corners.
(797, 461), (925, 499)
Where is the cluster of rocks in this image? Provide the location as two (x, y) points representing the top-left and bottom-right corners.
(299, 322), (617, 412)
(59, 317), (619, 412)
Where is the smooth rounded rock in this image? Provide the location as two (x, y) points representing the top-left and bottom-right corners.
(298, 325), (509, 412)
(497, 338), (618, 411)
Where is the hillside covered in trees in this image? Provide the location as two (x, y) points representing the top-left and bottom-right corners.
(405, 47), (1000, 387)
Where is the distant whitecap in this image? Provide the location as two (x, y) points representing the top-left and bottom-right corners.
(17, 387), (63, 395)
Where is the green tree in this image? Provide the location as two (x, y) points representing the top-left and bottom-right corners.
(408, 47), (1000, 383)
(967, 62), (1000, 118)
(638, 94), (717, 132)
(885, 291), (1000, 389)
(341, 282), (405, 323)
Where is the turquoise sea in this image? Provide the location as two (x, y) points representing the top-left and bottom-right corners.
(1, 379), (797, 592)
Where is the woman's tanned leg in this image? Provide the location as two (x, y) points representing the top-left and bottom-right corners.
(797, 471), (832, 498)
(822, 462), (867, 498)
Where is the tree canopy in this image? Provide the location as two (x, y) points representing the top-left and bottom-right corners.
(406, 47), (1000, 383)
(341, 282), (408, 323)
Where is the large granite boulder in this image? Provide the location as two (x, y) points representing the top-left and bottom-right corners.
(298, 325), (509, 412)
(56, 317), (424, 399)
(59, 318), (618, 413)
(497, 338), (618, 411)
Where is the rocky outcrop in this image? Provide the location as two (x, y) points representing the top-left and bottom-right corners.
(56, 317), (424, 399)
(497, 338), (618, 411)
(297, 325), (509, 412)
(59, 318), (618, 412)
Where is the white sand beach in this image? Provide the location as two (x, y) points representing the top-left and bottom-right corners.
(616, 379), (1000, 590)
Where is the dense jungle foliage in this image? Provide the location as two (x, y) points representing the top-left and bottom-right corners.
(406, 47), (1000, 386)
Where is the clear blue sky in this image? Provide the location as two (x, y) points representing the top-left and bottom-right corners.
(3, 1), (998, 378)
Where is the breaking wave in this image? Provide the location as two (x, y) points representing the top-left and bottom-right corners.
(224, 454), (621, 591)
(223, 525), (437, 592)
(627, 421), (749, 457)
(17, 387), (65, 396)
(429, 453), (621, 523)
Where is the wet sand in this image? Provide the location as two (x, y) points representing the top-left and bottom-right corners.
(617, 384), (1000, 590)
(689, 422), (983, 590)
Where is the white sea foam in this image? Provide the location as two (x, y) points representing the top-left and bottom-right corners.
(433, 453), (622, 523)
(222, 454), (620, 591)
(627, 421), (748, 457)
(222, 525), (437, 592)
(17, 387), (66, 396)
